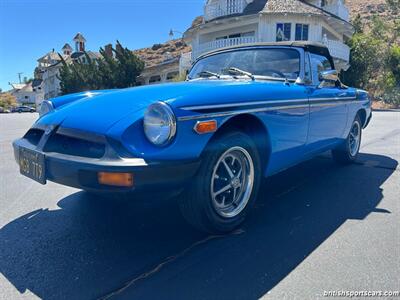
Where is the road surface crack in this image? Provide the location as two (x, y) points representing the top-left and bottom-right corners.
(98, 229), (245, 300)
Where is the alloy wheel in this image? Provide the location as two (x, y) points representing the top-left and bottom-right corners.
(349, 121), (361, 157)
(210, 146), (254, 218)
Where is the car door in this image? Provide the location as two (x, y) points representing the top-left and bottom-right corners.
(306, 52), (349, 151)
(259, 48), (310, 176)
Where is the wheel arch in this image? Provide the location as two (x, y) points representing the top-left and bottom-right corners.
(206, 113), (271, 171)
(357, 108), (367, 128)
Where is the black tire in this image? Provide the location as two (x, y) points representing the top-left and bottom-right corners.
(332, 114), (362, 164)
(178, 131), (262, 233)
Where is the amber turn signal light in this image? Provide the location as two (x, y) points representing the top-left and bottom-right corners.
(98, 172), (134, 187)
(194, 120), (218, 134)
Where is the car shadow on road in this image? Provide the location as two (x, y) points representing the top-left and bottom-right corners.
(0, 153), (397, 300)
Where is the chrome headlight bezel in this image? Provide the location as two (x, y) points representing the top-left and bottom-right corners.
(39, 100), (54, 117)
(143, 102), (177, 147)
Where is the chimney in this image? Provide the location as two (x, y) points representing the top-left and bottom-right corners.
(104, 44), (113, 57)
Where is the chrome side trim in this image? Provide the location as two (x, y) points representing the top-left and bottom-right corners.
(310, 96), (356, 102)
(178, 99), (365, 121)
(181, 99), (308, 111)
(179, 97), (357, 111)
(178, 104), (309, 121)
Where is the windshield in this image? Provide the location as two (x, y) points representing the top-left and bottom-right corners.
(189, 48), (300, 81)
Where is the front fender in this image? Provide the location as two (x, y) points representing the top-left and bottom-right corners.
(106, 107), (241, 161)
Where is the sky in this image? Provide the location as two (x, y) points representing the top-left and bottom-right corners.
(0, 0), (204, 91)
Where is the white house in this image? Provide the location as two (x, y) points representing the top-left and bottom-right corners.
(9, 83), (36, 105)
(37, 50), (65, 100)
(184, 0), (353, 71)
(36, 33), (101, 100)
(9, 79), (45, 108)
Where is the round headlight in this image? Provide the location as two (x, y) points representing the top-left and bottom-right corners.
(143, 102), (176, 146)
(39, 100), (54, 117)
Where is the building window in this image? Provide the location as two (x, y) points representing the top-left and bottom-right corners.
(276, 23), (291, 42)
(295, 24), (309, 41)
(149, 75), (161, 84)
(216, 32), (255, 41)
(216, 33), (241, 40)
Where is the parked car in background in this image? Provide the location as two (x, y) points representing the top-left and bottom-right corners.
(13, 42), (372, 233)
(12, 106), (36, 113)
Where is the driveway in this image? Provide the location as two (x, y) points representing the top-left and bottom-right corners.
(0, 112), (399, 299)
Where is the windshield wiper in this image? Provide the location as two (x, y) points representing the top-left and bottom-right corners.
(198, 71), (221, 79)
(226, 67), (255, 81)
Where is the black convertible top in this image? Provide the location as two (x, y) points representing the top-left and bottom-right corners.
(197, 41), (334, 68)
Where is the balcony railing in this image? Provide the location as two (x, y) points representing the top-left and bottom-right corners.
(204, 0), (247, 21)
(322, 2), (349, 21)
(192, 36), (257, 59)
(190, 36), (350, 68)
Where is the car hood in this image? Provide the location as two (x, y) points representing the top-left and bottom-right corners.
(38, 80), (304, 134)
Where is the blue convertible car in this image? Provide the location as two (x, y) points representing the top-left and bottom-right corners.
(14, 42), (371, 233)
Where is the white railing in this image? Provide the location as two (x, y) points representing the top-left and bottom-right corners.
(204, 0), (247, 21)
(323, 39), (350, 62)
(322, 2), (349, 21)
(193, 36), (257, 60)
(191, 36), (349, 68)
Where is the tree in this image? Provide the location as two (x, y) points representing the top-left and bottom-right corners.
(0, 93), (17, 109)
(58, 41), (144, 95)
(388, 45), (400, 83)
(342, 13), (400, 107)
(342, 33), (382, 88)
(23, 77), (33, 84)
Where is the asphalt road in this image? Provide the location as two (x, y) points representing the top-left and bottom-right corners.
(0, 112), (399, 300)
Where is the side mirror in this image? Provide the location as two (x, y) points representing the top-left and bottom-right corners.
(319, 70), (339, 83)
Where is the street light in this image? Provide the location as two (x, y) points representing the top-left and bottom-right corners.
(169, 29), (184, 40)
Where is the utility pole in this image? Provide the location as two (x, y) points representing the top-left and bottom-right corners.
(17, 72), (23, 84)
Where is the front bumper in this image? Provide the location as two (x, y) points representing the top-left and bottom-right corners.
(13, 138), (200, 193)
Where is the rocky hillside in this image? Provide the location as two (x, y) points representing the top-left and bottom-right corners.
(133, 39), (191, 68)
(346, 0), (397, 23)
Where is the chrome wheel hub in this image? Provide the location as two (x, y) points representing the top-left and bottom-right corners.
(211, 146), (254, 218)
(349, 121), (361, 157)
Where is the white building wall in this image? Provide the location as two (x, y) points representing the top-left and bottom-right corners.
(11, 89), (36, 105)
(42, 66), (62, 100)
(194, 14), (339, 47)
